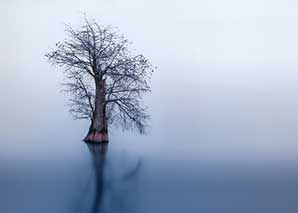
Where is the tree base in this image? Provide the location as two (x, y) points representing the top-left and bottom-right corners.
(84, 131), (109, 143)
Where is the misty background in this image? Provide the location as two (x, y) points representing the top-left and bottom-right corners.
(2, 0), (298, 162)
(2, 0), (298, 213)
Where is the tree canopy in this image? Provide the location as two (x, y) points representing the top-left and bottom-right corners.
(46, 19), (154, 135)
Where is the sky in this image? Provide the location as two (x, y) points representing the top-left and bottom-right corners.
(2, 0), (298, 163)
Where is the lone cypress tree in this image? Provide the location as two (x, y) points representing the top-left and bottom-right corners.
(46, 19), (154, 143)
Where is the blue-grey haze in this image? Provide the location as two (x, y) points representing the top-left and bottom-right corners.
(1, 0), (298, 212)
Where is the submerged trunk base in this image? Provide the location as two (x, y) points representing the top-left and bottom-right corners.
(84, 131), (109, 143)
(84, 79), (108, 144)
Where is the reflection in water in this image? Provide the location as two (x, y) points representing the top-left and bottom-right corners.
(1, 141), (298, 213)
(83, 143), (142, 213)
(87, 143), (108, 213)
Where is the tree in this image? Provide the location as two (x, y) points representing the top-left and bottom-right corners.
(46, 19), (154, 143)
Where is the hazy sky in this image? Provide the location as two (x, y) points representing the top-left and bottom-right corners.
(2, 0), (298, 162)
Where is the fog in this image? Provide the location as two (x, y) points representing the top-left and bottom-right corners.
(2, 1), (298, 212)
(2, 0), (298, 164)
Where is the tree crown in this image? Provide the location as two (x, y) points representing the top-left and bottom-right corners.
(46, 19), (154, 134)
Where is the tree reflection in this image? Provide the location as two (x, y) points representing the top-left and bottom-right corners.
(85, 143), (142, 213)
(86, 143), (108, 213)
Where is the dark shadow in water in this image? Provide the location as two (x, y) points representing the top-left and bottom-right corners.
(82, 143), (142, 213)
(86, 143), (108, 213)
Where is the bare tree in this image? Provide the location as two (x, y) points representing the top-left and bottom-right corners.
(46, 18), (154, 143)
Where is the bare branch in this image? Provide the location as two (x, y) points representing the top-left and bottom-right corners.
(45, 18), (155, 134)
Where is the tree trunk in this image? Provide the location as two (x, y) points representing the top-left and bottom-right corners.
(84, 79), (109, 143)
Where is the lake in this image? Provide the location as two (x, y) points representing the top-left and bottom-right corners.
(1, 130), (298, 213)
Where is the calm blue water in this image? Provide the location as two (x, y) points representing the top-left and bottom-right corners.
(1, 132), (298, 213)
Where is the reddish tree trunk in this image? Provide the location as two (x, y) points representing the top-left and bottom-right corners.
(84, 79), (108, 143)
